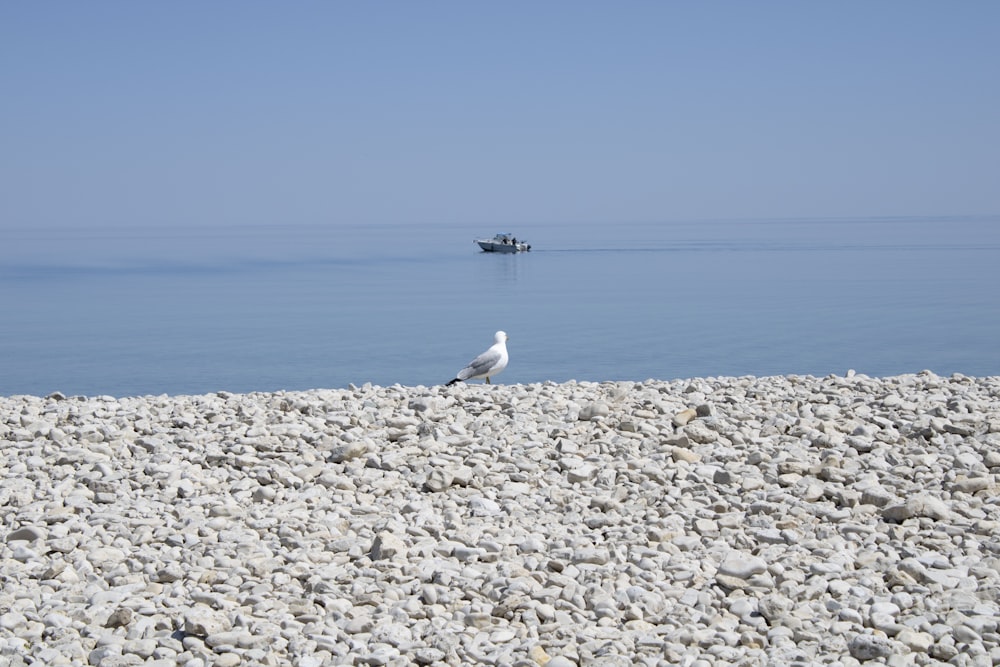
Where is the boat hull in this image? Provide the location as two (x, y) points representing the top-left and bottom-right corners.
(477, 241), (524, 253)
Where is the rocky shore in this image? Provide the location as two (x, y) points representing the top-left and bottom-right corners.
(2, 372), (999, 666)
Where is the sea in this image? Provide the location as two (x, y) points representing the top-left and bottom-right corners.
(3, 217), (999, 398)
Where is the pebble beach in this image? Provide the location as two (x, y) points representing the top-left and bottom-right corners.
(2, 372), (999, 667)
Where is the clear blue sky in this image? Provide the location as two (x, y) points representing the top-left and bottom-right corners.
(3, 2), (998, 229)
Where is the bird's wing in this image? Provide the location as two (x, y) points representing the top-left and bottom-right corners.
(458, 348), (501, 380)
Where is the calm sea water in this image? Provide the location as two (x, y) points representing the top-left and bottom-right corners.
(3, 217), (998, 397)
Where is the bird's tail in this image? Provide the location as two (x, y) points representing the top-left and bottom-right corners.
(446, 378), (461, 386)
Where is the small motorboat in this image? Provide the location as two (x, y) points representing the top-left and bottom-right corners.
(475, 233), (531, 253)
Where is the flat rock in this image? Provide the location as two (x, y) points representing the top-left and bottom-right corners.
(882, 494), (952, 522)
(718, 554), (768, 579)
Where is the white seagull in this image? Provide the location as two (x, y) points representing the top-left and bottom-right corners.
(447, 331), (509, 385)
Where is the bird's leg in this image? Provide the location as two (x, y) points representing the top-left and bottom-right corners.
(486, 377), (491, 384)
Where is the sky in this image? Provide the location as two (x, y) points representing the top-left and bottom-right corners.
(2, 2), (998, 230)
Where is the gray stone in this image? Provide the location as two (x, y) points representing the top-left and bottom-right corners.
(5, 526), (46, 542)
(423, 468), (454, 492)
(105, 607), (133, 628)
(882, 495), (951, 522)
(370, 531), (408, 561)
(684, 421), (718, 444)
(414, 647), (446, 665)
(848, 633), (895, 661)
(183, 608), (231, 636)
(329, 440), (368, 463)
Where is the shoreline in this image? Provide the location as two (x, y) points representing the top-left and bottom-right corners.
(2, 372), (999, 665)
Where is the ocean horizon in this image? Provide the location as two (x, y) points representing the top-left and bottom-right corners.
(3, 216), (999, 398)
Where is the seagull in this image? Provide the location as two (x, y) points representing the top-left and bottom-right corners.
(446, 331), (509, 386)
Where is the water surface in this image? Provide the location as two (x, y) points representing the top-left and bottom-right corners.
(3, 217), (998, 396)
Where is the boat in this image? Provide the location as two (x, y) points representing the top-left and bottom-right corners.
(475, 233), (531, 253)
